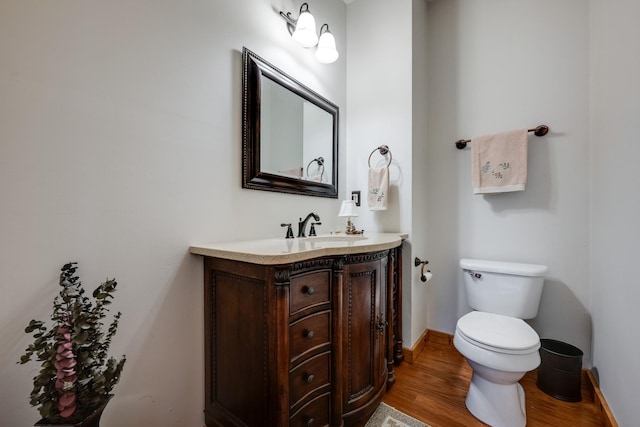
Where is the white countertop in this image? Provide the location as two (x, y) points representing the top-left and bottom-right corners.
(189, 232), (408, 265)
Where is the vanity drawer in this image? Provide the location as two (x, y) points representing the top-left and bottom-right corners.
(289, 392), (330, 427)
(289, 351), (331, 408)
(290, 310), (331, 363)
(290, 270), (331, 315)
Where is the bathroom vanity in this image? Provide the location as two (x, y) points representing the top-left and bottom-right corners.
(190, 233), (406, 427)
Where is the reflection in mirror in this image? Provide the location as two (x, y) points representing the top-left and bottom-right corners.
(302, 104), (333, 182)
(242, 47), (338, 198)
(261, 79), (333, 182)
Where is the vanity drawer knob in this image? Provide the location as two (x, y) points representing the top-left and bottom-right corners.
(305, 286), (315, 295)
(306, 418), (315, 426)
(305, 373), (315, 384)
(304, 330), (315, 339)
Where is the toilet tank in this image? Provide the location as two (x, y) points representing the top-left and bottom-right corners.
(460, 259), (548, 319)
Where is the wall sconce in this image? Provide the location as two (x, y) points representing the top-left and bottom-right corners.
(316, 24), (339, 63)
(279, 3), (339, 64)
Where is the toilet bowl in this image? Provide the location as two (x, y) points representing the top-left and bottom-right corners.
(454, 259), (548, 427)
(454, 311), (541, 427)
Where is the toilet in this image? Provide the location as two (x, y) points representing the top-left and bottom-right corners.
(454, 259), (548, 427)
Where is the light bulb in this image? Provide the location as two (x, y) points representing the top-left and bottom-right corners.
(292, 10), (318, 48)
(316, 28), (339, 63)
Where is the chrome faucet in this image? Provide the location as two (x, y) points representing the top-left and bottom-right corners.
(298, 212), (320, 237)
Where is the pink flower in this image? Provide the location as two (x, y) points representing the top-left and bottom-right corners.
(54, 358), (77, 370)
(55, 322), (77, 418)
(57, 392), (77, 418)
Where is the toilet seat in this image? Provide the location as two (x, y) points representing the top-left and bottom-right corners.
(456, 311), (540, 355)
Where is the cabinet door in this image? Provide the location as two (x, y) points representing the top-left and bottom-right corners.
(341, 253), (388, 418)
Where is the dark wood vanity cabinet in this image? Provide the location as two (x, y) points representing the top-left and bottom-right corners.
(201, 246), (402, 427)
(340, 252), (389, 426)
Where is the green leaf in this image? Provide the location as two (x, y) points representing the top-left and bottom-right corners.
(25, 320), (44, 333)
(35, 375), (49, 386)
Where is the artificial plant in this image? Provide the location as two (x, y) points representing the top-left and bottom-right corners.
(19, 262), (126, 423)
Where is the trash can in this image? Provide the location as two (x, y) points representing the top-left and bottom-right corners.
(537, 338), (583, 402)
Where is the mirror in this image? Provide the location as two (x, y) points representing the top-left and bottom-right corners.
(242, 47), (339, 198)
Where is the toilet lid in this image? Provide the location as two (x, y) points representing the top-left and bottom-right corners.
(456, 312), (540, 354)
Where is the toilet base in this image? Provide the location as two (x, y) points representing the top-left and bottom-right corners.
(466, 373), (527, 427)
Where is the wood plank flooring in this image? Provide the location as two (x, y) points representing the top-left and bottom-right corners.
(383, 332), (603, 427)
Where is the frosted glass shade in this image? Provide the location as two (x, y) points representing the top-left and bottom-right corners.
(316, 30), (339, 63)
(338, 200), (358, 217)
(292, 11), (318, 47)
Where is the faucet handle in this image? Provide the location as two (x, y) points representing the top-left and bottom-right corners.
(309, 222), (322, 237)
(281, 223), (294, 239)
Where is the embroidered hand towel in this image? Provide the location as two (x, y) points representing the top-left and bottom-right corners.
(471, 129), (528, 194)
(368, 167), (389, 210)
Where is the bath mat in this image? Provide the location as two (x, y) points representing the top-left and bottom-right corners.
(364, 402), (430, 427)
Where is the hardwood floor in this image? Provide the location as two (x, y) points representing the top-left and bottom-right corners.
(383, 332), (603, 427)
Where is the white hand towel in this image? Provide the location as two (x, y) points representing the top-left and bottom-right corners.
(368, 167), (389, 210)
(471, 129), (528, 194)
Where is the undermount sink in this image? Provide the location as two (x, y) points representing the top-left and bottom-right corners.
(302, 234), (368, 243)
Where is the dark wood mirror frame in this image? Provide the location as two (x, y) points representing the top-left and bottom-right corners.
(242, 47), (339, 198)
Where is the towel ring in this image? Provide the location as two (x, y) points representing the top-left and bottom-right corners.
(368, 145), (392, 168)
(306, 157), (325, 181)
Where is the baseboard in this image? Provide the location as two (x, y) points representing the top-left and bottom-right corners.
(585, 370), (618, 427)
(401, 329), (428, 364)
(401, 329), (452, 364)
(423, 329), (453, 346)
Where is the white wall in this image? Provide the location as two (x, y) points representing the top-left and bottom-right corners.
(410, 0), (431, 348)
(590, 1), (640, 424)
(346, 0), (431, 350)
(0, 1), (346, 426)
(346, 0), (412, 235)
(425, 0), (592, 365)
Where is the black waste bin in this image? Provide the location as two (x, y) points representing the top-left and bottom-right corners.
(537, 338), (583, 402)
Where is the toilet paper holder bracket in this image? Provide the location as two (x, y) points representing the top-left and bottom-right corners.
(414, 257), (431, 282)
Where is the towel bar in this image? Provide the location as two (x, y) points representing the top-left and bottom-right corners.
(368, 145), (392, 167)
(455, 125), (549, 150)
